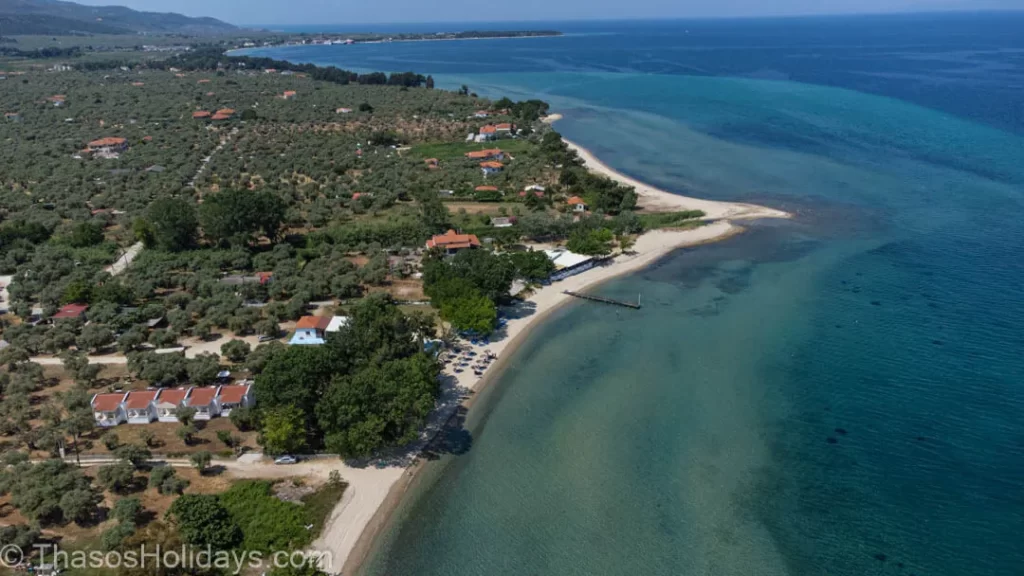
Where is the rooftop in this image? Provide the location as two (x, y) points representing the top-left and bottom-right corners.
(92, 393), (125, 412)
(124, 390), (158, 410)
(155, 388), (190, 406)
(427, 229), (481, 250)
(217, 384), (250, 404)
(296, 316), (332, 331)
(52, 303), (88, 319)
(187, 387), (217, 407)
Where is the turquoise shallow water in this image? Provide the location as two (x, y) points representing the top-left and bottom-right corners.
(251, 15), (1024, 576)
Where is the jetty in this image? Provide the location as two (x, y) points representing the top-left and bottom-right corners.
(563, 290), (641, 309)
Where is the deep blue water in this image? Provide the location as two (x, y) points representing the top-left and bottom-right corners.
(249, 14), (1024, 576)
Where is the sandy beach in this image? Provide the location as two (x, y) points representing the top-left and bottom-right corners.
(543, 114), (790, 220)
(301, 119), (790, 575)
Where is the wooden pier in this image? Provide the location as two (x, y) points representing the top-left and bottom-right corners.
(563, 290), (642, 309)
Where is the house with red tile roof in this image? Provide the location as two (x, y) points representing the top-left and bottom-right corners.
(567, 196), (588, 212)
(495, 122), (514, 135)
(185, 386), (221, 420)
(124, 390), (158, 424)
(131, 82), (145, 87)
(91, 392), (128, 427)
(282, 90), (297, 99)
(478, 125), (497, 140)
(426, 229), (481, 254)
(154, 388), (191, 422)
(47, 95), (66, 106)
(192, 110), (211, 119)
(480, 161), (504, 176)
(87, 137), (128, 153)
(291, 316), (332, 345)
(52, 303), (88, 320)
(465, 149), (504, 161)
(216, 384), (254, 415)
(475, 185), (499, 192)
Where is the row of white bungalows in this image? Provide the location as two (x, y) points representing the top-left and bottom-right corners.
(91, 384), (255, 427)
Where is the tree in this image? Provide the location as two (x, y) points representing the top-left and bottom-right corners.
(112, 497), (143, 524)
(149, 466), (189, 495)
(139, 429), (156, 448)
(229, 405), (258, 431)
(97, 462), (136, 493)
(221, 339), (251, 363)
(102, 430), (120, 450)
(510, 250), (555, 283)
(190, 451), (212, 475)
(0, 524), (41, 550)
(318, 354), (439, 458)
(167, 494), (242, 549)
(102, 522), (136, 551)
(186, 353), (221, 386)
(176, 424), (197, 445)
(176, 406), (197, 426)
(425, 75), (435, 89)
(114, 444), (152, 469)
(144, 198), (198, 252)
(567, 228), (614, 256)
(258, 406), (307, 456)
(199, 189), (287, 245)
(358, 102), (373, 113)
(418, 193), (449, 231)
(65, 221), (104, 248)
(440, 293), (497, 336)
(77, 323), (115, 353)
(60, 488), (99, 525)
(216, 430), (234, 447)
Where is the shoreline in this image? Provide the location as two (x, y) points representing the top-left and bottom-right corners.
(321, 118), (790, 576)
(335, 224), (751, 576)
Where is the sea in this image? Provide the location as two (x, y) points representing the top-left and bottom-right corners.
(244, 13), (1024, 576)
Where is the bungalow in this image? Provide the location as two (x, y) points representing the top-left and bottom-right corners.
(473, 110), (490, 118)
(480, 161), (504, 176)
(4, 112), (20, 122)
(131, 82), (145, 87)
(92, 392), (128, 427)
(216, 384), (254, 415)
(219, 272), (273, 286)
(465, 149), (504, 161)
(192, 110), (211, 119)
(124, 390), (158, 424)
(282, 90), (297, 99)
(424, 158), (439, 169)
(567, 196), (588, 212)
(336, 107), (353, 114)
(495, 122), (514, 135)
(47, 95), (66, 106)
(290, 315), (331, 345)
(426, 229), (481, 254)
(52, 303), (88, 321)
(544, 248), (597, 282)
(87, 137), (128, 154)
(478, 125), (497, 140)
(154, 387), (191, 422)
(475, 185), (499, 193)
(185, 386), (221, 420)
(490, 216), (514, 228)
(525, 184), (546, 192)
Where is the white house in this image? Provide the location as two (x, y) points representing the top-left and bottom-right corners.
(91, 393), (128, 427)
(567, 196), (588, 212)
(544, 248), (597, 282)
(216, 384), (255, 416)
(185, 387), (221, 420)
(154, 387), (191, 422)
(480, 161), (504, 177)
(123, 390), (158, 424)
(290, 315), (348, 345)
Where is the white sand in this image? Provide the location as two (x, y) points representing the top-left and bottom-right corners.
(543, 114), (790, 221)
(321, 222), (755, 575)
(312, 117), (793, 574)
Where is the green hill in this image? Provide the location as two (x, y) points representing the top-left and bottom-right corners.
(0, 0), (236, 35)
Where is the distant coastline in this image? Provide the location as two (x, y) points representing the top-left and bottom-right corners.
(227, 30), (561, 54)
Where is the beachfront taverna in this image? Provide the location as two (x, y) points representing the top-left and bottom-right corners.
(544, 248), (597, 281)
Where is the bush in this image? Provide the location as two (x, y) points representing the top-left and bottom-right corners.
(221, 339), (251, 363)
(111, 497), (143, 524)
(219, 481), (310, 552)
(102, 522), (136, 551)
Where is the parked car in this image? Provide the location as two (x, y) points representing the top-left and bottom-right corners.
(258, 335), (276, 342)
(274, 455), (298, 465)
